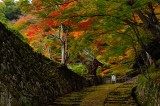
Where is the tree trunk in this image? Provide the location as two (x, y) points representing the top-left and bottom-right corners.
(60, 24), (68, 65)
(61, 41), (66, 65)
(136, 3), (160, 40)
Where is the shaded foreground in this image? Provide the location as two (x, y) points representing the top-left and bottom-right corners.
(104, 84), (136, 106)
(0, 22), (86, 105)
(53, 82), (138, 106)
(53, 84), (121, 106)
(0, 22), (139, 106)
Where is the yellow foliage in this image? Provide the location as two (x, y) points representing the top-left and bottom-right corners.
(96, 55), (102, 59)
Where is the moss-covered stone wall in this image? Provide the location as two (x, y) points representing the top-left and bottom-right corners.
(0, 22), (86, 106)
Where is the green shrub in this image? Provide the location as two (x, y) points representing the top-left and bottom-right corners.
(136, 74), (160, 106)
(148, 65), (156, 73)
(67, 64), (87, 76)
(156, 59), (160, 65)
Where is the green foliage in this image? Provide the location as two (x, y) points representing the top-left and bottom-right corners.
(109, 45), (127, 57)
(150, 71), (160, 80)
(121, 56), (135, 69)
(137, 75), (148, 86)
(0, 13), (6, 22)
(0, 2), (7, 22)
(110, 70), (121, 76)
(148, 65), (156, 73)
(17, 0), (31, 14)
(2, 0), (21, 20)
(137, 74), (160, 106)
(67, 64), (87, 76)
(14, 0), (160, 75)
(156, 59), (160, 66)
(14, 31), (28, 43)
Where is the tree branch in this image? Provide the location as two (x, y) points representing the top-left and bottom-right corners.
(136, 10), (150, 27)
(148, 2), (159, 23)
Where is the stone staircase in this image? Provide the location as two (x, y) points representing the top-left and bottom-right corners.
(104, 83), (137, 106)
(53, 77), (138, 106)
(53, 88), (95, 106)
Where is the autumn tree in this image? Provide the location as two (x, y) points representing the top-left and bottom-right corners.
(15, 1), (75, 65)
(16, 0), (133, 75)
(55, 0), (160, 75)
(16, 0), (160, 78)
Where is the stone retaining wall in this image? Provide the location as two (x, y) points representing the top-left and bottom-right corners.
(0, 22), (87, 106)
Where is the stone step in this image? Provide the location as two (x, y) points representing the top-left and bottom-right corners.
(104, 103), (137, 106)
(105, 101), (136, 104)
(53, 103), (79, 106)
(53, 87), (97, 105)
(104, 83), (137, 106)
(53, 83), (137, 106)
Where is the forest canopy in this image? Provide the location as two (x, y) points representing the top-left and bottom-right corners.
(2, 0), (160, 76)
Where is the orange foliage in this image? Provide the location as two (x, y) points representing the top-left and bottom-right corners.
(28, 36), (34, 41)
(14, 14), (35, 29)
(132, 13), (141, 22)
(33, 6), (45, 13)
(109, 57), (117, 64)
(111, 40), (115, 45)
(42, 19), (57, 28)
(153, 4), (159, 9)
(118, 56), (124, 61)
(100, 49), (107, 53)
(32, 0), (42, 6)
(27, 35), (42, 42)
(100, 69), (109, 76)
(27, 31), (35, 35)
(76, 17), (96, 29)
(124, 49), (133, 57)
(70, 31), (84, 38)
